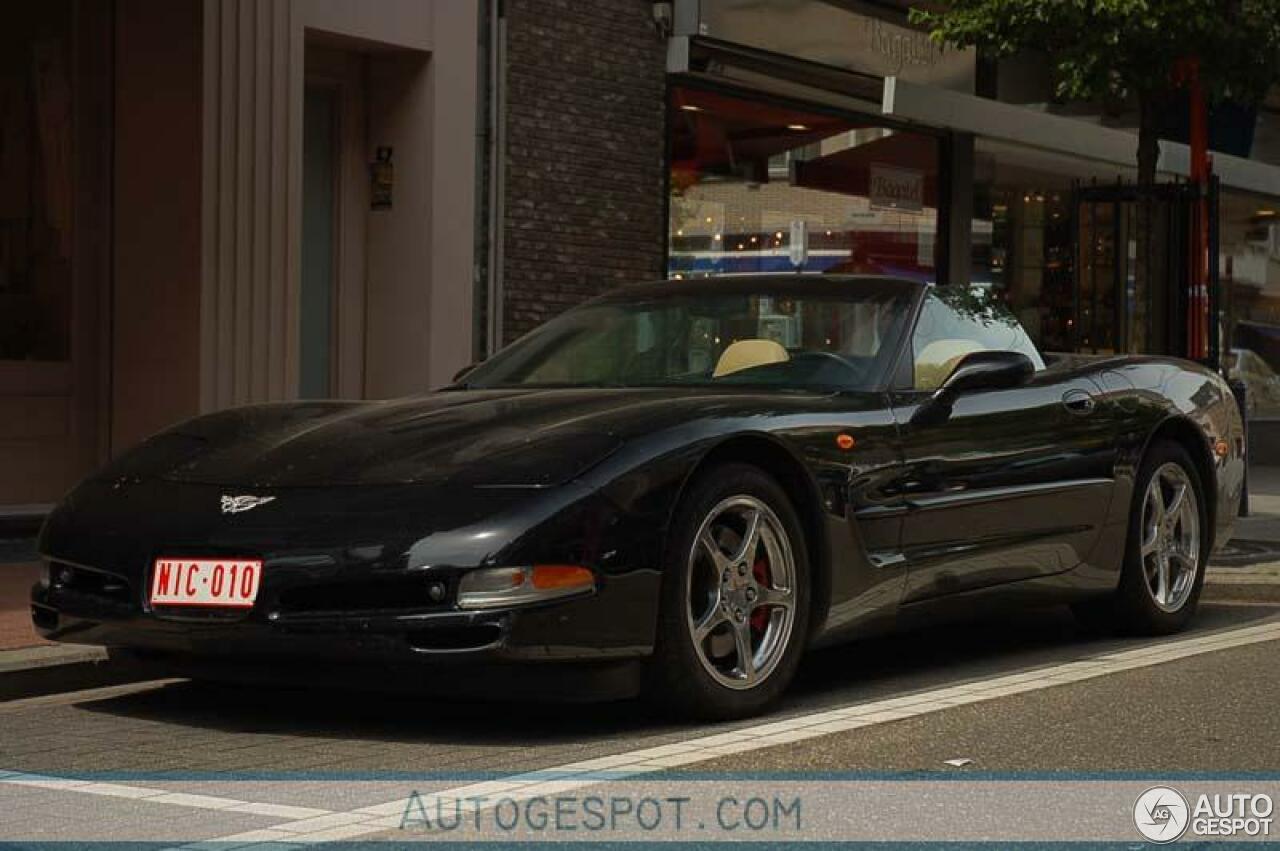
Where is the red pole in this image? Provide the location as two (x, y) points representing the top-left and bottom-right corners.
(1184, 58), (1212, 361)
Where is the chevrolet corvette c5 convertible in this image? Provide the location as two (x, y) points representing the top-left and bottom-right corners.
(32, 276), (1245, 719)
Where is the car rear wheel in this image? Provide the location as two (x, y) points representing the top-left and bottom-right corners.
(1073, 440), (1208, 635)
(645, 463), (810, 720)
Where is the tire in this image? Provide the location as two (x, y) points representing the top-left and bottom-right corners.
(1072, 440), (1209, 635)
(644, 463), (811, 720)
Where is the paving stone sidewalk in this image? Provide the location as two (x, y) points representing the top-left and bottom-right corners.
(0, 562), (45, 652)
(1209, 465), (1280, 577)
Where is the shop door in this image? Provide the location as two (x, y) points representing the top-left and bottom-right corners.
(1072, 181), (1219, 366)
(0, 2), (110, 508)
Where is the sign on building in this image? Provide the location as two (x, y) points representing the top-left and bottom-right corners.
(693, 0), (976, 93)
(869, 164), (923, 212)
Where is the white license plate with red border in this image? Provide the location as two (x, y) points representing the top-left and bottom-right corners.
(150, 558), (262, 609)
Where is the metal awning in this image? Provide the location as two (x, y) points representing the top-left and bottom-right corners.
(883, 77), (1280, 197)
(668, 34), (1280, 199)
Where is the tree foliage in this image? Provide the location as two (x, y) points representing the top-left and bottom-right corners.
(911, 1), (1280, 109)
(914, 1), (1280, 358)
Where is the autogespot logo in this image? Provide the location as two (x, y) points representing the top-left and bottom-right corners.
(1134, 786), (1190, 843)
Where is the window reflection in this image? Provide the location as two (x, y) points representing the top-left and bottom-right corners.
(1222, 191), (1280, 421)
(668, 87), (939, 281)
(971, 143), (1139, 356)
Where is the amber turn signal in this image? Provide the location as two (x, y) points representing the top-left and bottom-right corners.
(836, 433), (856, 451)
(457, 565), (595, 609)
(1214, 439), (1230, 459)
(531, 565), (595, 590)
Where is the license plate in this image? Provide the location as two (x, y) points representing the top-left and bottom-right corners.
(150, 558), (262, 609)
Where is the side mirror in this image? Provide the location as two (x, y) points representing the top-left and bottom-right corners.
(910, 350), (1035, 427)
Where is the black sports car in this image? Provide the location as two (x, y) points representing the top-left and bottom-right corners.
(33, 276), (1245, 719)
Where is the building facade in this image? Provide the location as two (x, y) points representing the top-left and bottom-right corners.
(1, 0), (480, 508)
(497, 0), (667, 343)
(5, 0), (1280, 514)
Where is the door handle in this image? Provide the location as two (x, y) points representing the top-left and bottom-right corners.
(1062, 388), (1097, 415)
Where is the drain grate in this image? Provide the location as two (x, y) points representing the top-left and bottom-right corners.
(1212, 538), (1280, 568)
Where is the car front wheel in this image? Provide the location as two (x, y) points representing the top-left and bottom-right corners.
(645, 463), (810, 720)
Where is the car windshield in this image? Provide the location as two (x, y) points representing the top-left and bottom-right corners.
(462, 283), (915, 391)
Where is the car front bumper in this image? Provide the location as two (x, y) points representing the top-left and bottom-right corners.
(31, 563), (657, 662)
(33, 476), (665, 684)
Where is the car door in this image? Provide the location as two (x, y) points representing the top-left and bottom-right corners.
(889, 289), (1117, 604)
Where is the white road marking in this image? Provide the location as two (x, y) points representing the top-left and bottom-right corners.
(4, 616), (1280, 847)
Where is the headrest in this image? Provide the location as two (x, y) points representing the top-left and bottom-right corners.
(713, 339), (790, 378)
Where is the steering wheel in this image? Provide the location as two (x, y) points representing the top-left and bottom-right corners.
(787, 350), (864, 380)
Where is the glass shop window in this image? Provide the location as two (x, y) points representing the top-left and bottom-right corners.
(970, 142), (1137, 355)
(1221, 191), (1280, 422)
(667, 86), (941, 284)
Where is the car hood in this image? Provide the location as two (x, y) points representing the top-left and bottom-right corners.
(110, 388), (774, 488)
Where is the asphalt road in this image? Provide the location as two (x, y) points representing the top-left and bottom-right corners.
(3, 600), (1279, 843)
(701, 638), (1280, 774)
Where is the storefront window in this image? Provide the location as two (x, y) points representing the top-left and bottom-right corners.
(971, 141), (1136, 354)
(668, 87), (940, 282)
(974, 183), (1074, 351)
(1221, 190), (1280, 422)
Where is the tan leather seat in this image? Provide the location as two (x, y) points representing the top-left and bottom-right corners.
(713, 339), (790, 378)
(914, 339), (985, 391)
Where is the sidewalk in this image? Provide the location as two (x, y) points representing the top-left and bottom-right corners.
(0, 561), (46, 652)
(0, 553), (124, 700)
(1205, 465), (1280, 599)
(1220, 464), (1280, 555)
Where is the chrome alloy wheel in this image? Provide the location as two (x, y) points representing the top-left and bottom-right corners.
(1140, 462), (1202, 613)
(686, 495), (797, 690)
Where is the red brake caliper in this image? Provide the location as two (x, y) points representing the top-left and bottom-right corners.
(750, 556), (770, 633)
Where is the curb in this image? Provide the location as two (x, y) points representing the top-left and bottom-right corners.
(1204, 583), (1280, 602)
(1203, 562), (1280, 603)
(0, 511), (45, 539)
(0, 645), (155, 702)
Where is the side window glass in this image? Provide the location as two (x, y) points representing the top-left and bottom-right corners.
(912, 289), (1044, 391)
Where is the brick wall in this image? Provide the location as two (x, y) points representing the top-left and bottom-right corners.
(501, 0), (668, 342)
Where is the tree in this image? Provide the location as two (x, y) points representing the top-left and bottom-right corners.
(910, 0), (1280, 187)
